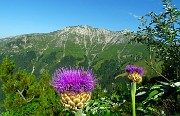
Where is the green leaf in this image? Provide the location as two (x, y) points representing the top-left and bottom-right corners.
(114, 73), (126, 79)
(144, 90), (159, 103)
(150, 85), (161, 90)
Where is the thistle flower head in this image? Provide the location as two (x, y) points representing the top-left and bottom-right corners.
(50, 67), (97, 93)
(125, 65), (144, 83)
(125, 65), (144, 75)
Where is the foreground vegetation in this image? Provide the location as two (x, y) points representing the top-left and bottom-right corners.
(0, 0), (180, 115)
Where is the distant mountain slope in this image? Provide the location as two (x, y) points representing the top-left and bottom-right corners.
(0, 25), (153, 88)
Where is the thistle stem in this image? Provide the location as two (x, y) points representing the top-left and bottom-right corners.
(74, 109), (86, 116)
(131, 82), (136, 116)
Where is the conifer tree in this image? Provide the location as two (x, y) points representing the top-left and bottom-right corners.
(0, 57), (65, 115)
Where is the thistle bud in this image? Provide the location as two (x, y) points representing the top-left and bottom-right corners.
(125, 65), (144, 83)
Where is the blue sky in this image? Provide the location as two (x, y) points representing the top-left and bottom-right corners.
(0, 0), (179, 38)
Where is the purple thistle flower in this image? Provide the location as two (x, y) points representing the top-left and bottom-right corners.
(50, 67), (97, 93)
(125, 65), (144, 75)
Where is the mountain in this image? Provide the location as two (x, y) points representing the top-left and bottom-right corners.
(0, 25), (153, 91)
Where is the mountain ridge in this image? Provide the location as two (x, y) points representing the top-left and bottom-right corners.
(0, 25), (153, 88)
(0, 25), (133, 63)
(0, 25), (130, 39)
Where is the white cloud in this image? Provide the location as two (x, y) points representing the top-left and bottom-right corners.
(129, 12), (140, 19)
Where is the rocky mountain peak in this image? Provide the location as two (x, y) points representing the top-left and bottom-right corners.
(58, 25), (113, 36)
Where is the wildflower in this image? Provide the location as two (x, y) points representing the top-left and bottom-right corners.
(125, 65), (144, 83)
(125, 65), (144, 116)
(50, 67), (96, 110)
